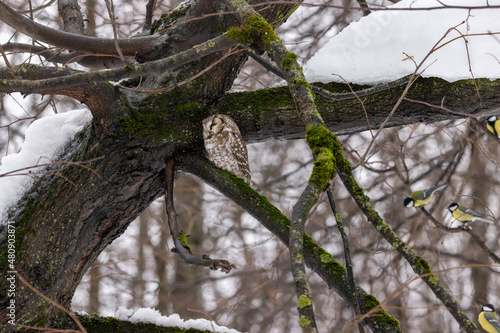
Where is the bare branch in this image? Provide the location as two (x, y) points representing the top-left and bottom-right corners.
(327, 186), (365, 333)
(15, 272), (87, 333)
(164, 158), (235, 273)
(0, 0), (165, 56)
(144, 0), (156, 30)
(0, 34), (235, 94)
(58, 0), (84, 34)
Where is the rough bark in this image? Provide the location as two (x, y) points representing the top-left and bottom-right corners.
(0, 0), (499, 332)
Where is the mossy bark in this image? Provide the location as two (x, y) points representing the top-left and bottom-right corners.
(0, 0), (498, 331)
(0, 0), (299, 331)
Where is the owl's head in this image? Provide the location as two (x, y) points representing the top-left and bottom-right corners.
(202, 115), (223, 139)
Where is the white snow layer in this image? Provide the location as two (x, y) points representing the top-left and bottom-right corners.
(305, 0), (500, 84)
(115, 307), (241, 333)
(0, 109), (93, 223)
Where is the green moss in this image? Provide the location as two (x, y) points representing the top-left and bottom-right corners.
(150, 1), (192, 33)
(303, 234), (347, 280)
(306, 124), (335, 150)
(320, 253), (333, 264)
(305, 124), (336, 187)
(216, 86), (293, 118)
(282, 52), (297, 70)
(78, 313), (213, 332)
(226, 15), (278, 48)
(121, 101), (203, 144)
(364, 294), (380, 309)
(298, 294), (312, 309)
(428, 275), (439, 285)
(414, 257), (431, 274)
(363, 294), (401, 329)
(178, 232), (192, 254)
(35, 302), (48, 327)
(298, 315), (311, 327)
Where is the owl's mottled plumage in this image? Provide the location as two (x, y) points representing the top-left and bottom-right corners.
(202, 114), (251, 183)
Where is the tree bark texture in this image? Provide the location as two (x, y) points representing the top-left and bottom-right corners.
(0, 0), (498, 331)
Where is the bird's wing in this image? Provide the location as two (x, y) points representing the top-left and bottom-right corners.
(463, 208), (495, 224)
(484, 312), (500, 330)
(423, 184), (446, 197)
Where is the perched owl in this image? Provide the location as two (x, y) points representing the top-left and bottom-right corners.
(202, 114), (251, 183)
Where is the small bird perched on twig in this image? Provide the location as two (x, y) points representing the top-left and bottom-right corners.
(447, 202), (494, 227)
(479, 304), (500, 333)
(404, 184), (447, 207)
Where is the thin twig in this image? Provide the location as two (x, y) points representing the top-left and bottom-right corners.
(0, 0), (164, 56)
(326, 185), (365, 333)
(15, 272), (87, 332)
(104, 0), (126, 62)
(356, 0), (371, 16)
(0, 34), (235, 94)
(354, 22), (472, 168)
(144, 0), (156, 30)
(118, 47), (245, 94)
(164, 158), (235, 273)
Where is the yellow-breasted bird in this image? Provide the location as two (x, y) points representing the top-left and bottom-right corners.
(487, 115), (500, 138)
(447, 202), (494, 226)
(479, 304), (500, 333)
(404, 184), (447, 207)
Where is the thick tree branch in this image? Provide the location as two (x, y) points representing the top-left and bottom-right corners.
(0, 34), (236, 94)
(177, 153), (403, 333)
(58, 0), (85, 34)
(225, 3), (330, 331)
(1, 42), (130, 69)
(213, 77), (500, 143)
(246, 50), (412, 101)
(0, 0), (165, 56)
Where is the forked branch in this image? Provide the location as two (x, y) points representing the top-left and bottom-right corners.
(0, 0), (164, 56)
(164, 158), (235, 273)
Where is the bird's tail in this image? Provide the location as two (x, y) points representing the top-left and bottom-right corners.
(475, 217), (495, 224)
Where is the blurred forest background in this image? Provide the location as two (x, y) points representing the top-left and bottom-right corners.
(1, 0), (500, 332)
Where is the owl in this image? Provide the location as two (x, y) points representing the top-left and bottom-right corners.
(202, 114), (251, 183)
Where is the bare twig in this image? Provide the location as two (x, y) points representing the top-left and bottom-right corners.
(0, 42), (130, 69)
(118, 46), (245, 94)
(0, 0), (164, 56)
(144, 0), (156, 30)
(104, 0), (126, 62)
(326, 185), (365, 333)
(354, 22), (475, 168)
(15, 272), (87, 332)
(245, 50), (411, 102)
(0, 34), (235, 94)
(164, 158), (235, 273)
(356, 0), (371, 16)
(0, 158), (104, 180)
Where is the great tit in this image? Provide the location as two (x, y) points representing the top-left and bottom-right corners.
(487, 115), (500, 139)
(479, 304), (500, 333)
(447, 202), (494, 226)
(404, 184), (447, 207)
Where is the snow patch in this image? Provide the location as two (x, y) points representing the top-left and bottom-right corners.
(115, 307), (241, 333)
(305, 0), (500, 84)
(0, 109), (93, 223)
